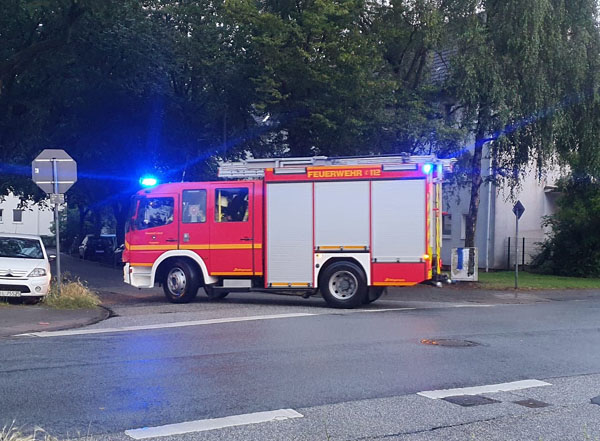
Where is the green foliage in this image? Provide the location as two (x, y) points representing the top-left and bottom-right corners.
(533, 178), (600, 277)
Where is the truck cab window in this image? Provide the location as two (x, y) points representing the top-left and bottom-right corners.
(215, 188), (249, 222)
(182, 190), (207, 223)
(136, 197), (174, 230)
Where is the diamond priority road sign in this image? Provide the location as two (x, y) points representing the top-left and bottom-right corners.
(32, 149), (77, 194)
(512, 200), (525, 220)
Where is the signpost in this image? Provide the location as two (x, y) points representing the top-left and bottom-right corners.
(512, 200), (525, 289)
(32, 149), (77, 291)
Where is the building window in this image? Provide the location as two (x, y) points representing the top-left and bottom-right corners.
(182, 190), (207, 223)
(215, 188), (249, 222)
(442, 213), (452, 237)
(0, 209), (3, 223)
(13, 209), (23, 223)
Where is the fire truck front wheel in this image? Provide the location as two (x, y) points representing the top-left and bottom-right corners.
(319, 261), (367, 308)
(163, 260), (199, 303)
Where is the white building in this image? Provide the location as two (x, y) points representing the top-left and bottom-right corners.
(0, 193), (54, 237)
(441, 150), (562, 270)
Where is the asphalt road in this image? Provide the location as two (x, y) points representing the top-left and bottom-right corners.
(1, 256), (600, 440)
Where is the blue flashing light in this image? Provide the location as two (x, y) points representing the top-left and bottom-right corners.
(422, 163), (434, 175)
(140, 176), (158, 187)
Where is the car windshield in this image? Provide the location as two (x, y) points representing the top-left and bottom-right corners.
(0, 237), (44, 259)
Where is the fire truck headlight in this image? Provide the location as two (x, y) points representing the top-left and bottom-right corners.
(422, 163), (433, 175)
(140, 176), (158, 187)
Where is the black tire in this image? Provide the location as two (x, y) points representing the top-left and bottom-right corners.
(162, 260), (199, 303)
(204, 285), (229, 300)
(319, 261), (367, 308)
(362, 287), (385, 304)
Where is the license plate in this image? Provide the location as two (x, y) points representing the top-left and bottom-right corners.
(0, 291), (22, 297)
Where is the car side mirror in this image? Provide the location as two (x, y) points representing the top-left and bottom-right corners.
(48, 254), (57, 262)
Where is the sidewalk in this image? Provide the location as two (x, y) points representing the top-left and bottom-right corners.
(0, 304), (109, 337)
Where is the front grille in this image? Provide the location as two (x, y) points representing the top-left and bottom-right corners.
(0, 284), (30, 293)
(0, 269), (28, 277)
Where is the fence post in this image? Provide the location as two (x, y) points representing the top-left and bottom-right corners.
(522, 237), (526, 266)
(507, 237), (511, 269)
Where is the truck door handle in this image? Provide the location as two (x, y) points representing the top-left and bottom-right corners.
(240, 237), (253, 241)
(166, 238), (177, 242)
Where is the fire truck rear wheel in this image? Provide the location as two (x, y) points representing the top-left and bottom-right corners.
(319, 261), (367, 308)
(163, 260), (199, 303)
(204, 286), (229, 300)
(363, 287), (385, 304)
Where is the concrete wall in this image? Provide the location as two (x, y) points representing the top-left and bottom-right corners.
(492, 166), (562, 268)
(0, 193), (54, 236)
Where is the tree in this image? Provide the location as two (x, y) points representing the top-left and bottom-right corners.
(444, 0), (600, 249)
(371, 0), (465, 156)
(229, 0), (395, 156)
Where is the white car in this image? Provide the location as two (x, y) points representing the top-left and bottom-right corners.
(0, 233), (53, 302)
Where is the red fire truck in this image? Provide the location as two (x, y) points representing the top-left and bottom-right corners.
(123, 155), (453, 308)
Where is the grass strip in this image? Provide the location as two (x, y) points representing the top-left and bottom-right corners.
(477, 271), (600, 290)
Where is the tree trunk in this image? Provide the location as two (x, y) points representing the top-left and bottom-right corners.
(464, 117), (488, 249)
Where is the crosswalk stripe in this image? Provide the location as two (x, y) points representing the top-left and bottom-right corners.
(124, 409), (304, 439)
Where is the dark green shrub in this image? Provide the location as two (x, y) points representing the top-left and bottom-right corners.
(532, 177), (600, 277)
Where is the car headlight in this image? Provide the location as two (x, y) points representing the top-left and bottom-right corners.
(28, 268), (47, 277)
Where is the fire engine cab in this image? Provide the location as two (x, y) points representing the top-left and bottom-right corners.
(123, 155), (453, 308)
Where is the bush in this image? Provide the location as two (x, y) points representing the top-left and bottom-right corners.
(532, 177), (600, 277)
(43, 276), (101, 309)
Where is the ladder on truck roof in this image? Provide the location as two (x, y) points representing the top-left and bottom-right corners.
(218, 154), (455, 179)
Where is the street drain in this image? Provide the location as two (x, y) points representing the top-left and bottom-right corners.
(513, 399), (550, 408)
(443, 395), (500, 407)
(421, 339), (480, 347)
(591, 396), (600, 406)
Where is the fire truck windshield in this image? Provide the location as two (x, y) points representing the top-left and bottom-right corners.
(134, 197), (174, 230)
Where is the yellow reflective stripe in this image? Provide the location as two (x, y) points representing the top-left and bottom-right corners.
(129, 244), (178, 251)
(130, 263), (153, 267)
(211, 244), (253, 250)
(270, 282), (311, 287)
(373, 282), (416, 286)
(211, 272), (254, 276)
(317, 245), (366, 250)
(129, 243), (263, 251)
(180, 244), (263, 250)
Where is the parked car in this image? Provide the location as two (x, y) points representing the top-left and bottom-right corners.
(78, 235), (117, 261)
(0, 233), (54, 302)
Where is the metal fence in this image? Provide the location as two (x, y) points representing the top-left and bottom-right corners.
(504, 237), (544, 269)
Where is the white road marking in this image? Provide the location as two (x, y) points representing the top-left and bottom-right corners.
(353, 308), (416, 313)
(124, 409), (304, 439)
(417, 379), (552, 399)
(14, 307), (413, 338)
(15, 313), (317, 337)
